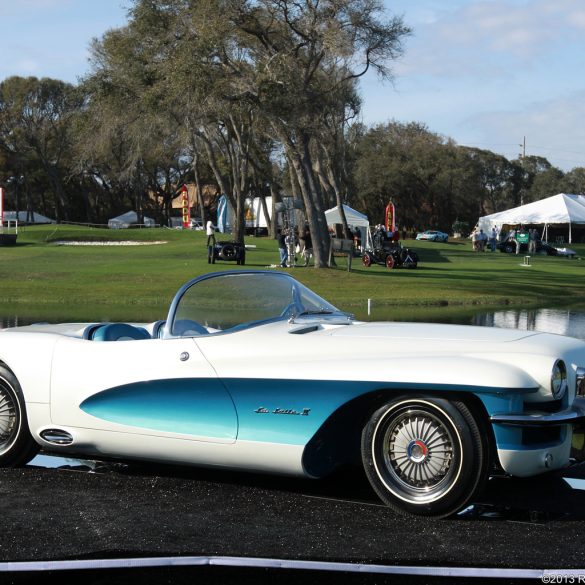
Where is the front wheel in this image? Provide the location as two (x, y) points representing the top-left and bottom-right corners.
(0, 366), (39, 467)
(361, 396), (489, 517)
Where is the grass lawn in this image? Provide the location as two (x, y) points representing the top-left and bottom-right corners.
(0, 224), (584, 321)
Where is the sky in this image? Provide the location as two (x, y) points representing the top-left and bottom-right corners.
(0, 0), (584, 171)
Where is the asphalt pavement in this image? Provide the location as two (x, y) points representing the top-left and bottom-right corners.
(2, 454), (585, 584)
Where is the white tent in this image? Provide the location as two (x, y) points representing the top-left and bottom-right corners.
(108, 211), (155, 229)
(3, 211), (55, 224)
(477, 193), (585, 243)
(325, 204), (372, 249)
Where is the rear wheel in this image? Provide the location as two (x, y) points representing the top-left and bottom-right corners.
(362, 253), (372, 267)
(361, 396), (488, 517)
(385, 254), (395, 269)
(0, 366), (39, 467)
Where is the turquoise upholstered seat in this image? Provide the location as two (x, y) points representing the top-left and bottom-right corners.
(91, 323), (151, 341)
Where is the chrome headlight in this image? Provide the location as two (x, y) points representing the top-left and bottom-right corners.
(551, 360), (568, 399)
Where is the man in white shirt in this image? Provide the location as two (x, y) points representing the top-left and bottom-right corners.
(206, 220), (216, 246)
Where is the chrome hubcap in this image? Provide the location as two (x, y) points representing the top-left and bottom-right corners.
(384, 411), (454, 489)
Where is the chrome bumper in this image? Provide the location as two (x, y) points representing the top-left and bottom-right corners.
(490, 397), (585, 427)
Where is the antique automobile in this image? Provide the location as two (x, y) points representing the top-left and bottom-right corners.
(207, 240), (246, 264)
(416, 230), (449, 242)
(1, 270), (585, 518)
(496, 232), (567, 256)
(362, 227), (418, 269)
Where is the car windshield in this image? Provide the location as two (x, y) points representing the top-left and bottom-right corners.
(167, 271), (345, 335)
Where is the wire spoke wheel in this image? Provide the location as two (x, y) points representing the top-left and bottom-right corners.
(383, 409), (455, 493)
(362, 396), (488, 517)
(0, 380), (20, 456)
(0, 367), (39, 466)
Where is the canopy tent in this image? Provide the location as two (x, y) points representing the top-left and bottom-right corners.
(3, 211), (55, 224)
(476, 193), (585, 243)
(325, 204), (372, 249)
(108, 211), (155, 229)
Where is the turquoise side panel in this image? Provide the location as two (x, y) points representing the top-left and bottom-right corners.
(227, 379), (379, 445)
(80, 379), (237, 439)
(222, 378), (535, 446)
(80, 377), (536, 448)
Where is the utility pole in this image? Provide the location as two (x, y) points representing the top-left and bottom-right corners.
(519, 136), (526, 207)
(519, 136), (526, 159)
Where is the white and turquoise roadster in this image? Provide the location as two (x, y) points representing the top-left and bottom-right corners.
(1, 270), (584, 517)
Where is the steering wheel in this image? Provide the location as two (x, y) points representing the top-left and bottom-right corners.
(172, 319), (209, 336)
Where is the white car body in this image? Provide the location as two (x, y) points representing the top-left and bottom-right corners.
(1, 270), (584, 517)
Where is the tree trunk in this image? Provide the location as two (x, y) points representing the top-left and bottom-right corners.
(192, 153), (207, 228)
(43, 165), (68, 222)
(315, 148), (350, 238)
(289, 150), (329, 268)
(269, 183), (280, 238)
(259, 195), (271, 237)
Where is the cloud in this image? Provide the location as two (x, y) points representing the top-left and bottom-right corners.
(367, 1), (585, 171)
(392, 0), (585, 77)
(442, 0), (585, 58)
(460, 91), (585, 170)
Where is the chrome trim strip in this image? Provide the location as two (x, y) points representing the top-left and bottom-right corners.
(0, 554), (553, 579)
(491, 398), (585, 426)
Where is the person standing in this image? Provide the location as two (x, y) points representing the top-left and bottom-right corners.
(302, 227), (313, 266)
(206, 220), (216, 247)
(489, 227), (497, 252)
(528, 228), (537, 254)
(353, 227), (361, 252)
(277, 228), (288, 268)
(477, 229), (487, 251)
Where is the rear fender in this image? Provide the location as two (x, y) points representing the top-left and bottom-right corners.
(0, 333), (56, 403)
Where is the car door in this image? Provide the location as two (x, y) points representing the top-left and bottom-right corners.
(50, 335), (237, 443)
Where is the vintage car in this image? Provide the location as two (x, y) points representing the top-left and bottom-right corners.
(497, 233), (565, 256)
(416, 230), (449, 242)
(207, 240), (246, 264)
(362, 227), (419, 269)
(1, 270), (585, 518)
(362, 243), (419, 269)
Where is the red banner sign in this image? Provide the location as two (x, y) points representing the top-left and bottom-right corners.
(181, 185), (190, 229)
(384, 201), (395, 233)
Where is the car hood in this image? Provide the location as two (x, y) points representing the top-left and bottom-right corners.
(329, 321), (539, 343)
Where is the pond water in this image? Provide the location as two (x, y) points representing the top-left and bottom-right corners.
(4, 303), (585, 475)
(1, 304), (585, 339)
(471, 306), (585, 340)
